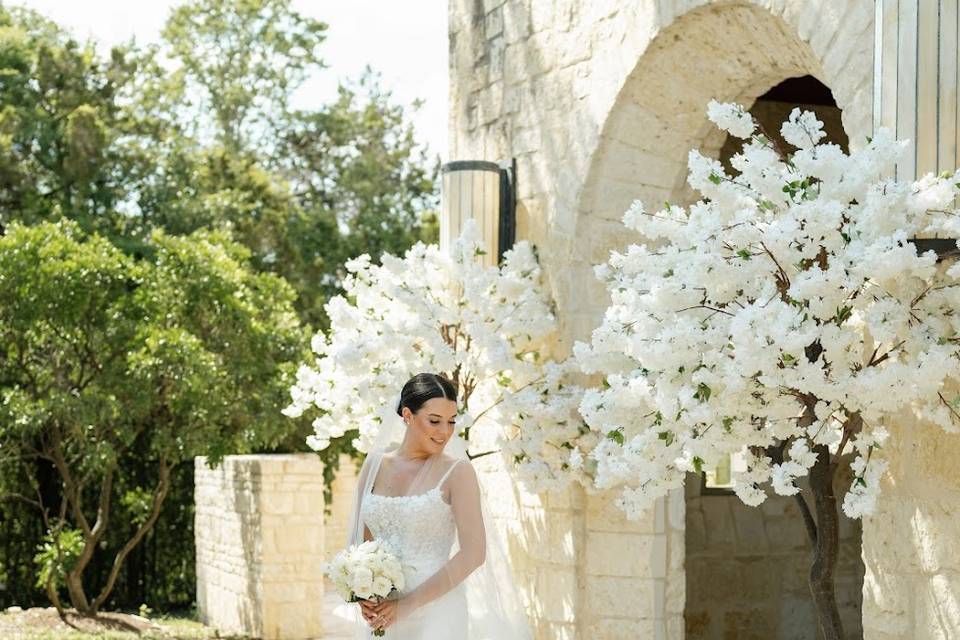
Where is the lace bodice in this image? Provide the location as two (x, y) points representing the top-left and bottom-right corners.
(360, 461), (460, 592)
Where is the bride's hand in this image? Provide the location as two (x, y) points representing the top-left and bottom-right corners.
(358, 598), (378, 626)
(370, 597), (400, 629)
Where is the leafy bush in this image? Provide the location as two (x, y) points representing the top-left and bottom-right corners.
(0, 220), (307, 614)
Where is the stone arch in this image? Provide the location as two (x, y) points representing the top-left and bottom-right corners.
(573, 1), (872, 262)
(568, 2), (874, 637)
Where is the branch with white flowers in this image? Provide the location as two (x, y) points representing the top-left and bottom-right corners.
(575, 100), (960, 522)
(283, 219), (594, 493)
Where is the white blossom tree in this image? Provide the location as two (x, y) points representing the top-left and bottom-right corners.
(574, 101), (960, 639)
(283, 219), (593, 493)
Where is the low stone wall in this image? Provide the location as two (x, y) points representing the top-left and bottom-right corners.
(194, 454), (325, 640)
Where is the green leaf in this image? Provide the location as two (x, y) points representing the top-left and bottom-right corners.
(708, 173), (722, 185)
(693, 382), (712, 402)
(693, 456), (705, 474)
(33, 528), (85, 591)
(657, 431), (675, 446)
(834, 305), (852, 325)
(606, 429), (625, 445)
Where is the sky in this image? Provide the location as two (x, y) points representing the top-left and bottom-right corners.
(10, 0), (450, 161)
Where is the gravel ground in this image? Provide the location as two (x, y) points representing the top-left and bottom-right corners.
(0, 583), (360, 639)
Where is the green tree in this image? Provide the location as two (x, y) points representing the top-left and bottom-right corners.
(160, 0), (326, 155)
(155, 0), (439, 328)
(0, 5), (139, 238)
(281, 70), (440, 298)
(0, 220), (307, 615)
(0, 1), (439, 332)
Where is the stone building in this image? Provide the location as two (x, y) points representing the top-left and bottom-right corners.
(437, 0), (960, 639)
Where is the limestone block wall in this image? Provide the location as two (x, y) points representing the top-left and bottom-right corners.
(685, 476), (863, 639)
(195, 454), (325, 640)
(584, 488), (686, 638)
(861, 415), (960, 640)
(473, 454), (581, 639)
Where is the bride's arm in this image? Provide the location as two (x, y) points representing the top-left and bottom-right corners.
(397, 460), (486, 616)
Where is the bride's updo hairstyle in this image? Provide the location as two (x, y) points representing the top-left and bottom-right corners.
(396, 372), (458, 417)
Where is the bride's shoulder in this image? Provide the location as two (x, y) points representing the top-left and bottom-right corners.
(441, 453), (472, 467)
(443, 455), (479, 483)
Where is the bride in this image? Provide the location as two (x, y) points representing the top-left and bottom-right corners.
(339, 372), (533, 639)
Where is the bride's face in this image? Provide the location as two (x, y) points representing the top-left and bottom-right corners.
(402, 397), (457, 454)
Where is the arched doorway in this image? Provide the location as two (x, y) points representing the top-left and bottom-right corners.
(569, 3), (874, 636)
(683, 76), (864, 640)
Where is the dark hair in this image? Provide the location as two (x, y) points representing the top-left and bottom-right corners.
(396, 373), (458, 416)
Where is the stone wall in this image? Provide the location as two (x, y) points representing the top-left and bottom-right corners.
(194, 454), (325, 640)
(449, 1), (876, 638)
(685, 475), (864, 639)
(584, 486), (686, 638)
(473, 453), (583, 639)
(861, 414), (960, 640)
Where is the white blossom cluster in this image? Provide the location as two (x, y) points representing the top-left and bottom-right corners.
(575, 102), (960, 521)
(324, 538), (405, 601)
(283, 219), (593, 491)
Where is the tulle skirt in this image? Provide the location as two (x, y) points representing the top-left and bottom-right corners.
(387, 582), (467, 639)
(336, 582), (468, 639)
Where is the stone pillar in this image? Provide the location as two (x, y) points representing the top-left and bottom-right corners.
(582, 490), (684, 640)
(194, 454), (325, 640)
(860, 415), (960, 639)
(867, 3), (960, 637)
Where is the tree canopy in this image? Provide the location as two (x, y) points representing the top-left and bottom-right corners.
(0, 0), (439, 330)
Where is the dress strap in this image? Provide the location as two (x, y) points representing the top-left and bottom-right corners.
(435, 458), (462, 489)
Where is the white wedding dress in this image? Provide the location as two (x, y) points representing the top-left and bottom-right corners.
(339, 430), (533, 640)
(360, 459), (468, 638)
(334, 394), (533, 640)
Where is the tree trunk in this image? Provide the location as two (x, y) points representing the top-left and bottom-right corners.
(91, 457), (171, 612)
(45, 576), (67, 621)
(807, 442), (844, 639)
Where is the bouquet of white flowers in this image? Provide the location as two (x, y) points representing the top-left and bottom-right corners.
(324, 539), (406, 636)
